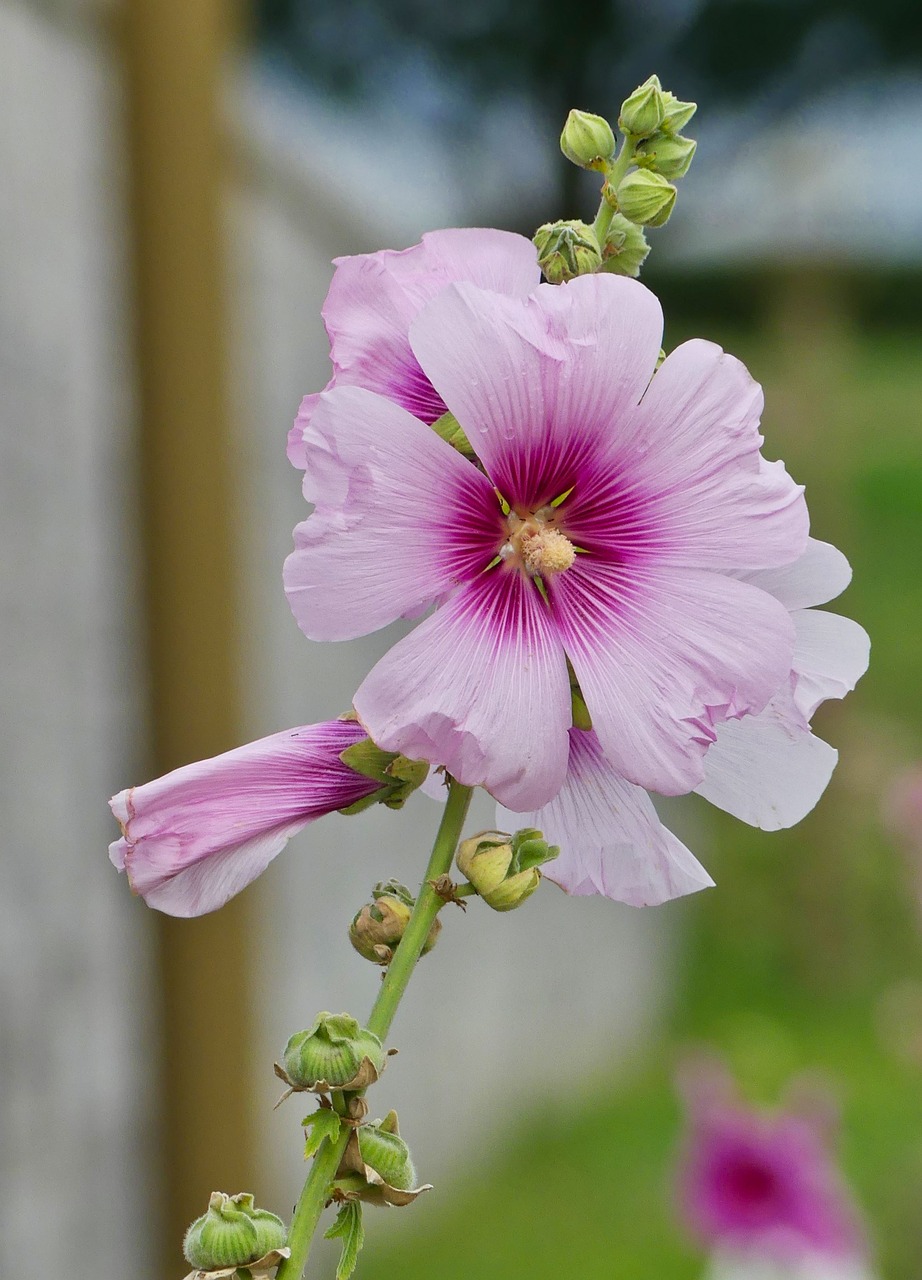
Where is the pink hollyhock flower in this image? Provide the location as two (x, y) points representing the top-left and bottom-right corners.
(677, 1067), (870, 1270)
(109, 721), (381, 917)
(500, 537), (869, 905)
(286, 227), (541, 471)
(287, 261), (809, 812)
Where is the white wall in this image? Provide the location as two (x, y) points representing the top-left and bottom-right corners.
(0, 4), (156, 1276)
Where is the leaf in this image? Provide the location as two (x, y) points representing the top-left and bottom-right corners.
(430, 411), (477, 460)
(302, 1108), (342, 1160)
(324, 1201), (365, 1280)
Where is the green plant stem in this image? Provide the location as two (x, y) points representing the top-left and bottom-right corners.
(592, 134), (636, 244)
(276, 778), (474, 1280)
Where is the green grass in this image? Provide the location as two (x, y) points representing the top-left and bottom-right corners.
(357, 326), (922, 1280)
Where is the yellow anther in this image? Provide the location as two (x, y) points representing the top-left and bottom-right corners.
(521, 528), (576, 577)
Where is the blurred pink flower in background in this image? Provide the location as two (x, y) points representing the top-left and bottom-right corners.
(109, 720), (381, 916)
(676, 1061), (876, 1280)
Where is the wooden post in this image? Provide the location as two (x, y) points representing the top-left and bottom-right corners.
(118, 0), (256, 1261)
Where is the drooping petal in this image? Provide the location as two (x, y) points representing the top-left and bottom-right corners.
(287, 228), (541, 465)
(738, 538), (853, 610)
(790, 610), (871, 720)
(593, 338), (808, 572)
(498, 728), (714, 906)
(695, 691), (838, 831)
(285, 386), (500, 641)
(551, 560), (795, 795)
(353, 569), (571, 809)
(108, 721), (379, 916)
(409, 274), (663, 505)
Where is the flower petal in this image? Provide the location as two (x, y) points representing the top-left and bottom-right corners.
(108, 721), (378, 916)
(285, 386), (500, 641)
(790, 610), (870, 720)
(551, 561), (795, 795)
(353, 569), (571, 809)
(287, 228), (541, 464)
(409, 274), (663, 505)
(498, 728), (714, 906)
(739, 538), (853, 610)
(695, 693), (838, 831)
(607, 338), (807, 571)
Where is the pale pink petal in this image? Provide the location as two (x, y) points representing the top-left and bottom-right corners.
(601, 339), (807, 571)
(551, 561), (795, 795)
(409, 274), (663, 504)
(108, 721), (379, 917)
(739, 538), (853, 610)
(353, 569), (570, 809)
(790, 610), (870, 720)
(498, 728), (714, 906)
(287, 393), (320, 469)
(284, 386), (500, 641)
(695, 691), (838, 831)
(288, 229), (541, 461)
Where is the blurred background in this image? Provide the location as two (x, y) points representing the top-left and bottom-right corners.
(2, 0), (921, 1276)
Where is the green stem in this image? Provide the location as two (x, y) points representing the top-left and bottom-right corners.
(276, 779), (474, 1280)
(592, 134), (637, 244)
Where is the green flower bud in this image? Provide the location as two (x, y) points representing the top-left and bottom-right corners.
(533, 220), (602, 284)
(349, 880), (441, 965)
(456, 828), (559, 912)
(183, 1192), (263, 1270)
(559, 108), (616, 171)
(236, 1197), (287, 1259)
(660, 91), (697, 135)
(358, 1112), (416, 1191)
(636, 131), (696, 179)
(600, 212), (650, 278)
(280, 1012), (385, 1091)
(618, 74), (666, 139)
(615, 169), (677, 227)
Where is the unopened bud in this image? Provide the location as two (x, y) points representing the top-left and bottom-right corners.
(619, 75), (666, 139)
(280, 1012), (385, 1092)
(456, 828), (559, 912)
(334, 1110), (431, 1206)
(349, 880), (440, 965)
(533, 220), (602, 284)
(358, 1111), (417, 1191)
(616, 169), (677, 227)
(636, 131), (696, 180)
(600, 212), (651, 278)
(183, 1192), (286, 1272)
(661, 91), (697, 135)
(560, 108), (616, 171)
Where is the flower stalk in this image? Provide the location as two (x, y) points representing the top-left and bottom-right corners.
(275, 779), (473, 1280)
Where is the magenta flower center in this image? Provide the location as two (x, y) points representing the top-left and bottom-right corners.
(498, 503), (576, 579)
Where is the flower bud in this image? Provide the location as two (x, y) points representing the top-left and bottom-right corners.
(559, 108), (616, 170)
(357, 1112), (417, 1191)
(183, 1192), (284, 1271)
(635, 131), (696, 180)
(280, 1012), (385, 1092)
(600, 212), (650, 278)
(616, 169), (677, 227)
(334, 1110), (432, 1206)
(349, 880), (441, 965)
(456, 828), (559, 912)
(618, 75), (666, 139)
(660, 91), (697, 135)
(533, 220), (602, 284)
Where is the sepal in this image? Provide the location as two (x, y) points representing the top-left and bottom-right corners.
(333, 1111), (432, 1207)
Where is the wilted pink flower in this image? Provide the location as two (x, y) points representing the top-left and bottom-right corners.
(286, 262), (811, 818)
(677, 1068), (869, 1268)
(109, 721), (380, 917)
